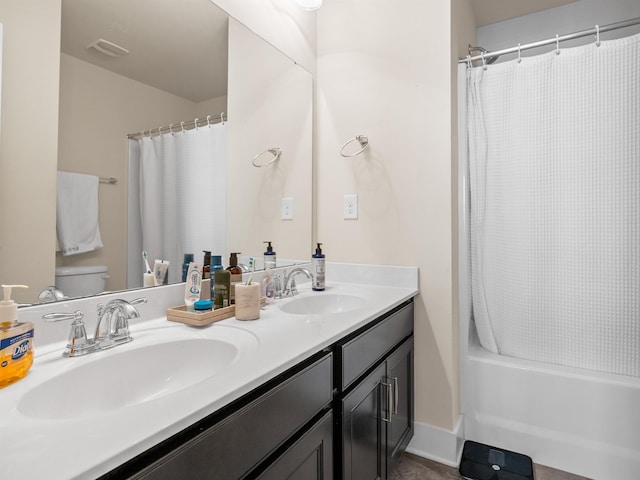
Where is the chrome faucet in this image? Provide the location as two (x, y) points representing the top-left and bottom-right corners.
(38, 286), (66, 303)
(282, 268), (312, 297)
(43, 297), (146, 357)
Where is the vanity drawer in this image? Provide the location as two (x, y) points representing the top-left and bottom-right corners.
(133, 353), (333, 480)
(337, 302), (413, 391)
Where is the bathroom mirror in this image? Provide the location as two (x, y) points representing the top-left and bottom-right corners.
(2, 0), (312, 304)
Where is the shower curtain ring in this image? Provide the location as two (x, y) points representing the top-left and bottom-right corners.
(466, 55), (472, 68)
(180, 121), (185, 133)
(481, 51), (487, 70)
(555, 34), (561, 55)
(517, 43), (522, 63)
(595, 25), (601, 47)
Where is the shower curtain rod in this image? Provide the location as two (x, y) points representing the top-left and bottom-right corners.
(458, 16), (640, 64)
(127, 112), (226, 139)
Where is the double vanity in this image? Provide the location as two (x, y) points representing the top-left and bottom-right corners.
(0, 263), (418, 480)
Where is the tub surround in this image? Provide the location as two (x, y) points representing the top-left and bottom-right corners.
(0, 263), (418, 480)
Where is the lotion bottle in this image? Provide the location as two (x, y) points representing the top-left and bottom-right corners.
(202, 250), (212, 279)
(213, 269), (231, 309)
(226, 252), (242, 304)
(312, 243), (325, 291)
(263, 241), (276, 269)
(0, 285), (34, 388)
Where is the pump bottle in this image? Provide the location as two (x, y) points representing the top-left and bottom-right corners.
(263, 241), (276, 269)
(202, 250), (212, 279)
(0, 285), (34, 388)
(226, 252), (243, 304)
(312, 243), (325, 291)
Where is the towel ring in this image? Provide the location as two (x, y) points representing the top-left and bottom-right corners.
(252, 148), (281, 167)
(340, 135), (369, 157)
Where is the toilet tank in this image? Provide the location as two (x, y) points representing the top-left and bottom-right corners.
(55, 265), (109, 298)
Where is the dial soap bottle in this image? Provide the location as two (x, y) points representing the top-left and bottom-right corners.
(0, 285), (34, 388)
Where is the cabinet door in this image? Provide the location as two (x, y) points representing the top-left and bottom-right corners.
(256, 411), (333, 480)
(131, 354), (332, 480)
(385, 337), (414, 476)
(341, 362), (387, 480)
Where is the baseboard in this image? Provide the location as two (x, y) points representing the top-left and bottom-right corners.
(405, 415), (464, 468)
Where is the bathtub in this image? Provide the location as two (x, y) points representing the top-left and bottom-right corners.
(456, 66), (640, 479)
(461, 323), (640, 480)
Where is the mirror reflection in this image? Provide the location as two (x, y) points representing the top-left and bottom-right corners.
(3, 0), (312, 304)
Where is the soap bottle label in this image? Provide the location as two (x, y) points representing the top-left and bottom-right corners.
(0, 328), (34, 388)
(312, 258), (325, 291)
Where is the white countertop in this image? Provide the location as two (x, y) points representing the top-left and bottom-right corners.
(0, 263), (418, 480)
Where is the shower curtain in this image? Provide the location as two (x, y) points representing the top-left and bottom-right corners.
(133, 122), (227, 284)
(463, 33), (640, 377)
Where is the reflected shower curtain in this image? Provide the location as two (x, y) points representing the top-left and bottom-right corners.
(137, 123), (227, 284)
(465, 33), (640, 377)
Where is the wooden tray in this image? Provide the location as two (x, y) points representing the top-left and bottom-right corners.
(167, 297), (266, 327)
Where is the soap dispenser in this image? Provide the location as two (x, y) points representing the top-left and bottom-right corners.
(263, 241), (276, 269)
(202, 250), (212, 279)
(0, 285), (34, 388)
(312, 243), (325, 291)
(226, 252), (243, 304)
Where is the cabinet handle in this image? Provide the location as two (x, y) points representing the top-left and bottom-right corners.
(381, 381), (392, 423)
(389, 376), (399, 415)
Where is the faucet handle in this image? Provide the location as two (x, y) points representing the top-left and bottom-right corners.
(288, 277), (298, 296)
(42, 310), (94, 357)
(42, 310), (84, 323)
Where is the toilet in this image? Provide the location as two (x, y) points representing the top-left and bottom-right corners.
(55, 265), (109, 297)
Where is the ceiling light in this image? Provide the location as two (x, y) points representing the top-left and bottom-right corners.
(86, 39), (129, 58)
(296, 0), (322, 11)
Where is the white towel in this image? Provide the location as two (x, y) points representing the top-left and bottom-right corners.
(56, 172), (103, 256)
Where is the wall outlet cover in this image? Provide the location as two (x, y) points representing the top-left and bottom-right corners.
(344, 194), (358, 220)
(282, 197), (294, 220)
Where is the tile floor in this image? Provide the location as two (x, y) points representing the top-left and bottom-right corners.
(389, 452), (592, 480)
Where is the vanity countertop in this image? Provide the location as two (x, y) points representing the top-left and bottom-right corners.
(0, 264), (418, 480)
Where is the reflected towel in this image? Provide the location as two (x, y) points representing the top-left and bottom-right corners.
(56, 171), (103, 256)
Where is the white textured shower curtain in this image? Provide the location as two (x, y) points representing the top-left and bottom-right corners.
(464, 33), (640, 377)
(136, 122), (227, 284)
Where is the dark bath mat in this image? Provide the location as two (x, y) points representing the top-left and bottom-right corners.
(459, 440), (534, 480)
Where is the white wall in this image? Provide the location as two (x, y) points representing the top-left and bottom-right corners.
(477, 0), (640, 63)
(317, 0), (474, 445)
(227, 19), (313, 261)
(211, 0), (317, 75)
(0, 0), (61, 304)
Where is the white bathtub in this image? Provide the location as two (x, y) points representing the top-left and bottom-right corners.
(457, 65), (640, 479)
(461, 324), (640, 480)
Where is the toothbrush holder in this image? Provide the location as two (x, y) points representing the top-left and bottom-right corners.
(234, 283), (261, 321)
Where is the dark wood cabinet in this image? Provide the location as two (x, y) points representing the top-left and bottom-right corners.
(106, 299), (414, 480)
(256, 410), (333, 480)
(337, 303), (415, 480)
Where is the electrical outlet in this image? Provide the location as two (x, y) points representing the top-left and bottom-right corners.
(281, 197), (294, 220)
(344, 194), (358, 219)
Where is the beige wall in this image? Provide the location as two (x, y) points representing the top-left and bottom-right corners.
(226, 19), (313, 261)
(211, 0), (317, 75)
(0, 0), (61, 304)
(318, 0), (475, 431)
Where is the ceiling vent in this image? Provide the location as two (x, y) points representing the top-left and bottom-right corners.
(86, 39), (129, 58)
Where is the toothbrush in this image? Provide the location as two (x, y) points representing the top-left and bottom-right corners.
(246, 257), (255, 285)
(143, 251), (152, 274)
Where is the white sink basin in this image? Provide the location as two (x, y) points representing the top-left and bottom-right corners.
(18, 336), (248, 420)
(279, 294), (366, 315)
